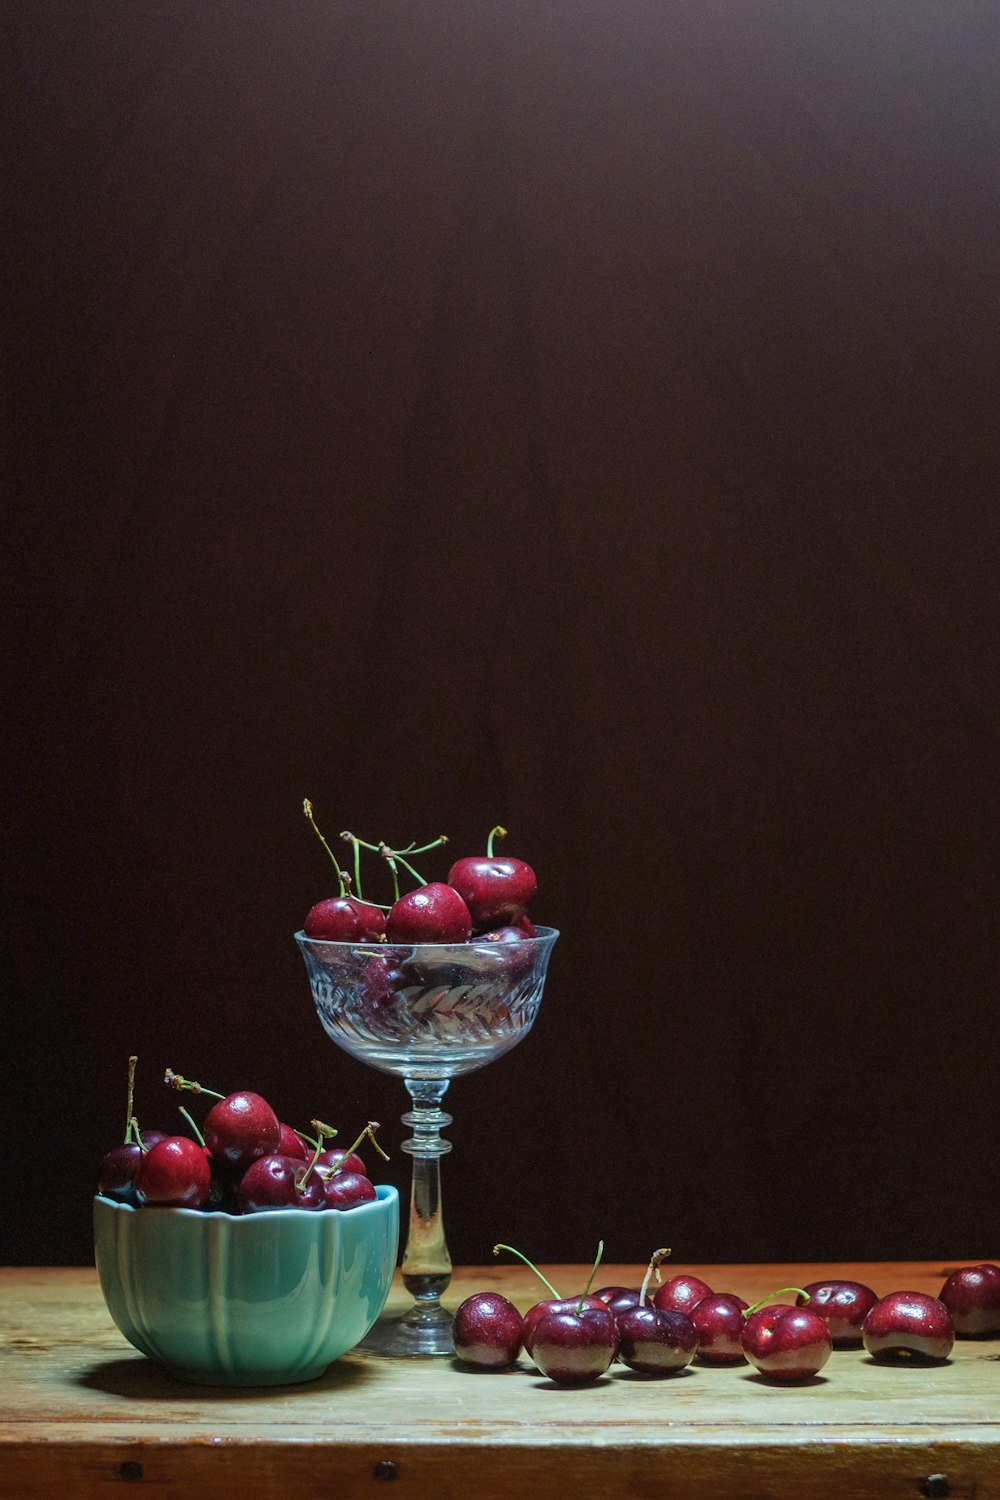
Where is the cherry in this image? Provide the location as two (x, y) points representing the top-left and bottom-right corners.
(940, 1264), (1000, 1336)
(361, 954), (409, 1012)
(134, 1136), (211, 1208)
(453, 1292), (524, 1369)
(616, 1306), (698, 1375)
(301, 800), (387, 941)
(448, 826), (537, 930)
(531, 1303), (619, 1383)
(237, 1154), (324, 1212)
(493, 1242), (606, 1356)
(690, 1293), (749, 1363)
(595, 1285), (648, 1315)
(165, 1071), (282, 1171)
(797, 1280), (878, 1347)
(322, 1170), (376, 1210)
(98, 1134), (166, 1202)
(652, 1273), (714, 1317)
(385, 882), (472, 944)
(316, 1146), (366, 1176)
(742, 1303), (832, 1382)
(862, 1292), (955, 1364)
(304, 896), (386, 942)
(277, 1123), (310, 1161)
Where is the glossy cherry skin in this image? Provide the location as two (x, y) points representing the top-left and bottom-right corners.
(316, 1147), (366, 1176)
(530, 1304), (619, 1383)
(303, 896), (386, 942)
(522, 1295), (608, 1356)
(862, 1292), (955, 1363)
(742, 1305), (832, 1381)
(237, 1154), (324, 1212)
(690, 1293), (749, 1363)
(277, 1123), (309, 1161)
(653, 1274), (714, 1317)
(616, 1306), (698, 1375)
(453, 1292), (524, 1369)
(940, 1264), (1000, 1336)
(797, 1281), (878, 1347)
(595, 1285), (648, 1316)
(448, 855), (537, 929)
(385, 883), (472, 943)
(362, 955), (408, 1012)
(321, 1170), (376, 1210)
(204, 1091), (282, 1172)
(134, 1136), (211, 1208)
(98, 1133), (167, 1202)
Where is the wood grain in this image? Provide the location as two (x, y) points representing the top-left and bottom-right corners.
(2, 1265), (998, 1499)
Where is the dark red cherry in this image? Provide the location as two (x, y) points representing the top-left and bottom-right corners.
(303, 896), (386, 942)
(237, 1154), (323, 1213)
(797, 1280), (878, 1347)
(453, 1292), (524, 1369)
(277, 1123), (309, 1160)
(940, 1264), (1000, 1336)
(653, 1273), (714, 1316)
(98, 1133), (167, 1202)
(531, 1304), (618, 1383)
(385, 883), (472, 943)
(203, 1091), (281, 1171)
(317, 1147), (366, 1176)
(690, 1293), (749, 1363)
(448, 855), (537, 929)
(134, 1136), (211, 1208)
(594, 1285), (648, 1315)
(862, 1292), (955, 1363)
(522, 1295), (607, 1356)
(742, 1305), (832, 1381)
(615, 1305), (698, 1375)
(322, 1170), (376, 1210)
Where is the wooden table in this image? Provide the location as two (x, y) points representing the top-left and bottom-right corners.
(2, 1262), (998, 1499)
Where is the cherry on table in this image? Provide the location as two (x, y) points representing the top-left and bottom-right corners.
(653, 1274), (714, 1317)
(595, 1285), (648, 1315)
(531, 1303), (619, 1383)
(690, 1292), (749, 1363)
(797, 1280), (877, 1347)
(616, 1305), (698, 1376)
(939, 1264), (1000, 1336)
(453, 1292), (524, 1369)
(862, 1292), (955, 1364)
(742, 1304), (832, 1381)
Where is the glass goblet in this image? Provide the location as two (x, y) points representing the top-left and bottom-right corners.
(296, 925), (558, 1356)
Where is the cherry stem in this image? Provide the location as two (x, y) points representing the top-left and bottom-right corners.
(743, 1287), (812, 1318)
(639, 1247), (673, 1306)
(577, 1239), (605, 1314)
(493, 1244), (561, 1300)
(379, 848), (401, 902)
(163, 1069), (225, 1100)
(381, 845), (427, 888)
(486, 825), (507, 858)
(400, 835), (449, 856)
(177, 1105), (207, 1149)
(124, 1056), (138, 1145)
(297, 1119), (336, 1190)
(303, 800), (346, 897)
(320, 1121), (389, 1178)
(131, 1118), (151, 1152)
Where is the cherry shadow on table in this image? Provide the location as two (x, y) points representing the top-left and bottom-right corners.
(76, 1354), (379, 1402)
(741, 1371), (831, 1387)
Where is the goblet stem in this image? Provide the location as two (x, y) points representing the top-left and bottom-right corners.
(398, 1077), (454, 1350)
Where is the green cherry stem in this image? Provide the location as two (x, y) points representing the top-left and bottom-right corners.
(297, 1120), (336, 1191)
(400, 835), (449, 857)
(177, 1105), (207, 1149)
(131, 1118), (151, 1152)
(381, 845), (428, 887)
(577, 1239), (605, 1313)
(638, 1247), (673, 1306)
(163, 1069), (225, 1100)
(493, 1245), (562, 1301)
(743, 1287), (811, 1318)
(486, 825), (507, 857)
(303, 800), (347, 897)
(124, 1055), (138, 1145)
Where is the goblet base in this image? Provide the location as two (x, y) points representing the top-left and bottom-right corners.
(357, 1302), (455, 1358)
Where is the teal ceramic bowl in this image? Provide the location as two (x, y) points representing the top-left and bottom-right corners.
(94, 1184), (399, 1385)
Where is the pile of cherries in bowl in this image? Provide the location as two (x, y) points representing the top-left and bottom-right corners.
(454, 1246), (1000, 1385)
(97, 1059), (385, 1214)
(300, 808), (539, 945)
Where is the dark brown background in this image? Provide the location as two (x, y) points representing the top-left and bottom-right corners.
(4, 1), (999, 1269)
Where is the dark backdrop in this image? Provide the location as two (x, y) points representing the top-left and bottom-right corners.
(5, 1), (999, 1269)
